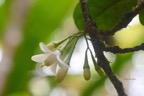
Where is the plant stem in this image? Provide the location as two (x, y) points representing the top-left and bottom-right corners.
(79, 0), (128, 96)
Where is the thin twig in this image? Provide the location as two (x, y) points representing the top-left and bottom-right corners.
(79, 0), (128, 96)
(89, 33), (127, 96)
(105, 43), (144, 54)
(100, 1), (144, 35)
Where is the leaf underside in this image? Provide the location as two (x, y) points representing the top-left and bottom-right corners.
(73, 0), (137, 31)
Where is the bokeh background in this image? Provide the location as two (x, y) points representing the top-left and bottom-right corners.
(0, 0), (144, 96)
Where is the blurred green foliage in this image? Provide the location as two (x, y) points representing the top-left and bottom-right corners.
(0, 0), (12, 39)
(1, 0), (77, 95)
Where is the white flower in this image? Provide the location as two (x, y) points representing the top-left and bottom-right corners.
(31, 42), (69, 75)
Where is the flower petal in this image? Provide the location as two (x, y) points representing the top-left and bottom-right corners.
(49, 63), (57, 74)
(39, 42), (51, 53)
(31, 54), (49, 63)
(53, 50), (61, 55)
(34, 63), (49, 77)
(44, 53), (57, 66)
(56, 54), (69, 68)
(42, 66), (56, 76)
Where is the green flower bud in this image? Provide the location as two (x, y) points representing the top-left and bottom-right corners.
(47, 40), (64, 50)
(83, 49), (91, 80)
(89, 51), (105, 77)
(96, 66), (105, 77)
(83, 68), (91, 80)
(47, 42), (56, 50)
(56, 68), (68, 82)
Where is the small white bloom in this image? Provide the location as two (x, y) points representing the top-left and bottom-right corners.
(31, 42), (69, 75)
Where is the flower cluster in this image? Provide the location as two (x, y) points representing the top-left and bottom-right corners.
(31, 32), (105, 82)
(31, 42), (69, 82)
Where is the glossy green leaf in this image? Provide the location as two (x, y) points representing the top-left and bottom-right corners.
(139, 8), (144, 25)
(74, 0), (137, 30)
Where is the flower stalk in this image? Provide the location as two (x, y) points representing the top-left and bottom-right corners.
(31, 32), (82, 82)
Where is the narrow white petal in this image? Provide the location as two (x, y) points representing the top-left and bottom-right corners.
(31, 54), (49, 63)
(42, 66), (56, 76)
(49, 63), (57, 74)
(44, 54), (57, 66)
(33, 63), (48, 77)
(53, 50), (61, 55)
(56, 54), (69, 68)
(39, 42), (51, 53)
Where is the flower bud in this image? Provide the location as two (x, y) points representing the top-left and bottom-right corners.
(47, 41), (63, 50)
(47, 42), (56, 50)
(56, 68), (68, 82)
(96, 66), (105, 77)
(90, 51), (105, 77)
(83, 68), (91, 80)
(83, 49), (91, 80)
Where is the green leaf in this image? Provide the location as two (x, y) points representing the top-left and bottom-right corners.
(139, 8), (144, 25)
(73, 3), (84, 31)
(73, 0), (137, 30)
